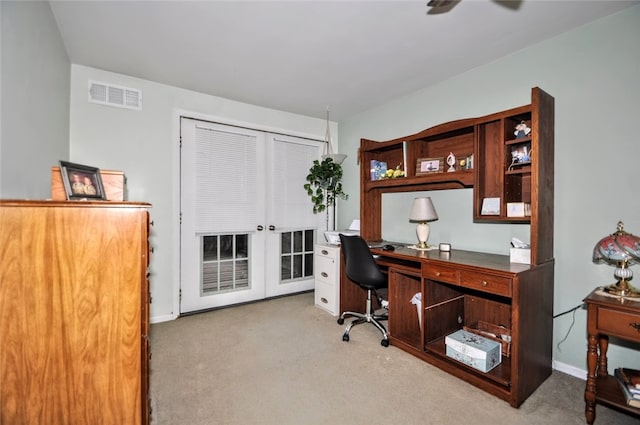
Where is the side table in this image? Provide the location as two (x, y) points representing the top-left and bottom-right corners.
(584, 289), (640, 424)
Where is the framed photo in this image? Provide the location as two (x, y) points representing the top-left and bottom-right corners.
(416, 157), (444, 175)
(59, 161), (107, 200)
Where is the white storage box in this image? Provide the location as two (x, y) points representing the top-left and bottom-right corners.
(510, 247), (531, 264)
(445, 329), (502, 372)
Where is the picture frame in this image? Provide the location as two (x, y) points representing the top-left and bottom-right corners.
(416, 157), (444, 175)
(59, 161), (107, 200)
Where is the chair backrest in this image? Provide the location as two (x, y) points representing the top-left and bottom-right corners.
(339, 234), (387, 290)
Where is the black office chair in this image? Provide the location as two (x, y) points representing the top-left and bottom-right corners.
(337, 234), (389, 347)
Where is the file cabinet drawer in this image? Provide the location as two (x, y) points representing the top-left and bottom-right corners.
(315, 255), (337, 284)
(314, 280), (338, 316)
(314, 244), (340, 316)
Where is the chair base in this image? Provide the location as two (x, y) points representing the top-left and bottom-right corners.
(337, 289), (389, 347)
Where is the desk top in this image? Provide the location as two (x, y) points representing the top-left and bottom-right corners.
(370, 245), (535, 275)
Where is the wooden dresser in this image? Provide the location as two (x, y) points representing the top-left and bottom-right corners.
(0, 200), (151, 425)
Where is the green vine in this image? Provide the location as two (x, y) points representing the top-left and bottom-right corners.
(303, 157), (348, 214)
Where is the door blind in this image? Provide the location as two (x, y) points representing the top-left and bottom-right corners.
(195, 125), (258, 233)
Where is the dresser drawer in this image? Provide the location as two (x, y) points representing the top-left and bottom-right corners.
(423, 264), (459, 285)
(597, 307), (640, 342)
(460, 271), (512, 297)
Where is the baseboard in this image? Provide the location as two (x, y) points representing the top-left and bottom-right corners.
(553, 359), (587, 380)
(151, 313), (178, 324)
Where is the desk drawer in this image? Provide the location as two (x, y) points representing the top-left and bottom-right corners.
(423, 264), (459, 285)
(597, 307), (640, 342)
(460, 271), (512, 297)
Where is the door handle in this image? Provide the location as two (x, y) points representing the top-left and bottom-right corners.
(257, 225), (264, 231)
(269, 225), (276, 231)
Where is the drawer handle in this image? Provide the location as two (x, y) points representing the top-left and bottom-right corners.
(321, 250), (328, 255)
(321, 272), (328, 278)
(482, 280), (488, 286)
(631, 322), (640, 332)
(321, 297), (328, 304)
(435, 272), (441, 277)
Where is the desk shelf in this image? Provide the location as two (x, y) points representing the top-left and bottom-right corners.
(426, 336), (511, 388)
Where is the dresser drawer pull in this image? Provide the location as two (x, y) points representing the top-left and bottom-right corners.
(321, 250), (329, 255)
(482, 280), (488, 287)
(321, 297), (328, 304)
(631, 322), (640, 332)
(321, 272), (328, 278)
(435, 272), (441, 277)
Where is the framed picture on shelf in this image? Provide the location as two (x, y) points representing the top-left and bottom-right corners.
(416, 157), (444, 175)
(59, 161), (107, 200)
(508, 145), (532, 170)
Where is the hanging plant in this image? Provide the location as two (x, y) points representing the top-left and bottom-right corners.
(304, 157), (348, 214)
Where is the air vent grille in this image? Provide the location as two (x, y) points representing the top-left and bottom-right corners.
(88, 80), (142, 110)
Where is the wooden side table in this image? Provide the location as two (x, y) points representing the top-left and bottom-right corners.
(584, 289), (640, 424)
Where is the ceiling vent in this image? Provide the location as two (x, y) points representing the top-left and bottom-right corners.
(88, 80), (142, 110)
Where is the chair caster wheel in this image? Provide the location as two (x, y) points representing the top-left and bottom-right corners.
(337, 318), (344, 325)
(342, 334), (350, 342)
(381, 339), (389, 347)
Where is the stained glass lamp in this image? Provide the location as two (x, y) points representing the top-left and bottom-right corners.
(592, 221), (640, 298)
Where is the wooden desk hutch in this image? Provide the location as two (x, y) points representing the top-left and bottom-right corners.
(340, 87), (555, 407)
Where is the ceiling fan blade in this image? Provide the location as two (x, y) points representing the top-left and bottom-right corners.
(426, 0), (461, 15)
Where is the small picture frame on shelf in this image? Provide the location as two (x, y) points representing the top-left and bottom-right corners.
(508, 145), (532, 170)
(416, 157), (444, 175)
(59, 161), (107, 200)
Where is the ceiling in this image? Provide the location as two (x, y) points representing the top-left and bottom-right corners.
(48, 0), (638, 121)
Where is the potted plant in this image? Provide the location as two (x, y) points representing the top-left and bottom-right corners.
(304, 157), (348, 231)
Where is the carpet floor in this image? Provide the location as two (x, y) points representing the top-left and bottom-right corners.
(149, 292), (638, 425)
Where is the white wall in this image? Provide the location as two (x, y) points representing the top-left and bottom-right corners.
(68, 65), (331, 322)
(0, 1), (70, 198)
(338, 6), (640, 373)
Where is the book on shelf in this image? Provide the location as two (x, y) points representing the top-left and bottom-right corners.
(370, 160), (387, 181)
(619, 367), (640, 390)
(614, 368), (640, 408)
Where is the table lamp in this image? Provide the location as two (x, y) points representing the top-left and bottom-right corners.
(592, 221), (640, 298)
(409, 197), (438, 249)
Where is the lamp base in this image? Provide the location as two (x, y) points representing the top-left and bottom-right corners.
(602, 279), (640, 298)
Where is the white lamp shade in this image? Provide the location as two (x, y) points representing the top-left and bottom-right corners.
(410, 197), (438, 222)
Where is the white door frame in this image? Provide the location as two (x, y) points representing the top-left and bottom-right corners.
(178, 114), (326, 314)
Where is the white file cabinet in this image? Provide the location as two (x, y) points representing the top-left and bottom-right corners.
(314, 244), (341, 316)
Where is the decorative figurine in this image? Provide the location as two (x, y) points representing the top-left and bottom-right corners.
(514, 121), (531, 138)
(446, 152), (456, 172)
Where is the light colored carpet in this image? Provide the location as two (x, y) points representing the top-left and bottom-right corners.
(149, 292), (637, 425)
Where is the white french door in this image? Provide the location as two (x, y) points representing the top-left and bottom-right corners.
(180, 118), (324, 313)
